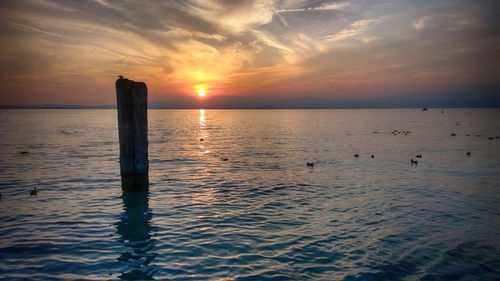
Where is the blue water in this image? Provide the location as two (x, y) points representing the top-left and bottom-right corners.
(0, 109), (499, 280)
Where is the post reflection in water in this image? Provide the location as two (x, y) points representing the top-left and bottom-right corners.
(116, 191), (157, 280)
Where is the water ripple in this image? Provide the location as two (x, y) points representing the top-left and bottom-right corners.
(1, 109), (500, 280)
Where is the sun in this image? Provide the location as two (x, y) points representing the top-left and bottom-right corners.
(198, 89), (206, 97)
(195, 84), (208, 97)
(198, 88), (206, 97)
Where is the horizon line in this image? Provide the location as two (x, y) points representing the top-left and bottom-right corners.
(1, 104), (500, 110)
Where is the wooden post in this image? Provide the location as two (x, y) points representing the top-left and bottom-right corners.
(116, 77), (148, 191)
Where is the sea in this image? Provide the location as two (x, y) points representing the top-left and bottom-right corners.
(0, 109), (499, 281)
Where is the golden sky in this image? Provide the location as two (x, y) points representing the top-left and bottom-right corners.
(0, 0), (498, 106)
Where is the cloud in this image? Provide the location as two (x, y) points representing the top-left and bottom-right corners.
(193, 0), (275, 32)
(321, 18), (383, 42)
(0, 0), (499, 105)
(10, 21), (64, 38)
(276, 1), (348, 13)
(413, 16), (429, 30)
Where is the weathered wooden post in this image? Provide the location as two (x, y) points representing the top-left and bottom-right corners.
(116, 77), (148, 192)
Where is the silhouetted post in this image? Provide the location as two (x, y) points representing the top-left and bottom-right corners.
(116, 77), (148, 191)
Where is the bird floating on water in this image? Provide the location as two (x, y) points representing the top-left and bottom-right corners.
(466, 151), (471, 156)
(410, 159), (418, 165)
(30, 187), (38, 196)
(354, 154), (359, 158)
(306, 162), (314, 167)
(371, 155), (374, 158)
(220, 157), (228, 161)
(416, 154), (422, 158)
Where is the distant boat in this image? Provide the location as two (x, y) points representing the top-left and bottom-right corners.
(306, 162), (314, 167)
(422, 108), (428, 111)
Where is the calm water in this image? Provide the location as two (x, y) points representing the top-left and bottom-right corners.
(0, 109), (500, 280)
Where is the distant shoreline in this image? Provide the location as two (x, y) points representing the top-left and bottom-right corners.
(1, 105), (499, 109)
(3, 86), (499, 109)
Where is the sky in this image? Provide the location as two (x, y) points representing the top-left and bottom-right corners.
(0, 0), (499, 107)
